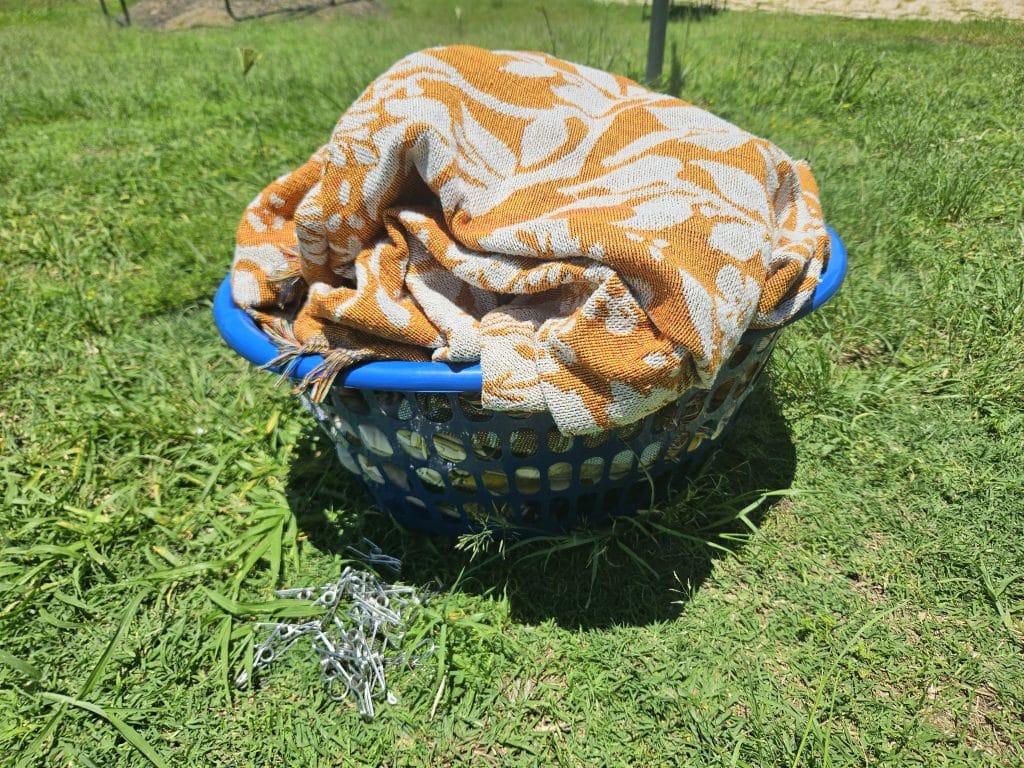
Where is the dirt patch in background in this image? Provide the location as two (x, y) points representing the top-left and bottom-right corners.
(723, 0), (1023, 22)
(128, 0), (385, 30)
(618, 0), (1023, 22)
(124, 0), (1021, 30)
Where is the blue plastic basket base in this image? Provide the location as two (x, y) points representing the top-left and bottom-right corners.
(299, 332), (781, 536)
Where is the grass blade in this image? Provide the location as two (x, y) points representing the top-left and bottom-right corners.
(39, 692), (169, 768)
(614, 539), (659, 579)
(201, 588), (317, 618)
(19, 590), (148, 766)
(0, 650), (41, 683)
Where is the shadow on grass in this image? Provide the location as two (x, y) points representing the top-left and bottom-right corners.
(286, 379), (795, 629)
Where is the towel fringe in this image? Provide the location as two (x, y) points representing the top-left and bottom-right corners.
(301, 349), (358, 403)
(259, 318), (359, 403)
(261, 319), (318, 386)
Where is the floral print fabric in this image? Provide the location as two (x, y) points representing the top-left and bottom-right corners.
(232, 46), (828, 435)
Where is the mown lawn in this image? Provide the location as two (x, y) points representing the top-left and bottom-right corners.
(1, 0), (1022, 765)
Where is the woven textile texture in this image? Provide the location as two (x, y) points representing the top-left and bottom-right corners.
(231, 45), (829, 435)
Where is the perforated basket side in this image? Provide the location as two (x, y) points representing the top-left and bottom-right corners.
(300, 332), (781, 535)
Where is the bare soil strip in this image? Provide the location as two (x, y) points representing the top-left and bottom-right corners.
(615, 0), (1023, 23)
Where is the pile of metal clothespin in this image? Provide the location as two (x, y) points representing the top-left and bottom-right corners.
(235, 539), (434, 719)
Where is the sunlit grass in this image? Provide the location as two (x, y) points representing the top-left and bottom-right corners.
(1, 1), (1022, 765)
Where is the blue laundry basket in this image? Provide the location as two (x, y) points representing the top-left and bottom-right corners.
(215, 227), (847, 535)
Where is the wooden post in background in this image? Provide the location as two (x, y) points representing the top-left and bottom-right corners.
(645, 0), (670, 84)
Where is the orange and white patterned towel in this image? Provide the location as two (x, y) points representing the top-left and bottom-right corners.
(232, 45), (829, 435)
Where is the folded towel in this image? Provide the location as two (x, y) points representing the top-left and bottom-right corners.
(232, 45), (828, 435)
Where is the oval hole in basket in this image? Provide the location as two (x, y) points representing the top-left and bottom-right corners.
(638, 442), (662, 468)
(510, 429), (538, 458)
(433, 431), (467, 462)
(356, 454), (384, 484)
(470, 431), (501, 461)
(665, 431), (689, 461)
(609, 450), (634, 481)
(463, 502), (487, 524)
(548, 462), (573, 492)
(331, 416), (361, 448)
(604, 487), (623, 511)
(375, 391), (412, 421)
(457, 393), (492, 422)
(731, 379), (749, 400)
(415, 393), (452, 423)
(687, 431), (708, 453)
(358, 424), (394, 457)
(574, 494), (596, 523)
(628, 481), (651, 507)
(546, 428), (573, 453)
(415, 467), (446, 494)
(651, 404), (678, 435)
(436, 503), (461, 521)
(740, 360), (761, 387)
(333, 443), (360, 475)
(550, 497), (571, 525)
(481, 469), (509, 496)
(680, 393), (706, 424)
(514, 467), (541, 494)
(449, 468), (477, 495)
(728, 343), (753, 369)
(709, 379), (735, 411)
(521, 501), (540, 525)
(579, 457), (604, 485)
(617, 421), (642, 442)
(396, 430), (429, 461)
(489, 501), (516, 528)
(404, 495), (427, 510)
(582, 431), (608, 449)
(332, 388), (369, 415)
(380, 462), (410, 491)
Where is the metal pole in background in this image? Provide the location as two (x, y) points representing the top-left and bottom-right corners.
(645, 0), (670, 84)
(99, 0), (131, 26)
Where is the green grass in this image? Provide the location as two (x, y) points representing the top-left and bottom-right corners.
(2, 0), (1023, 764)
